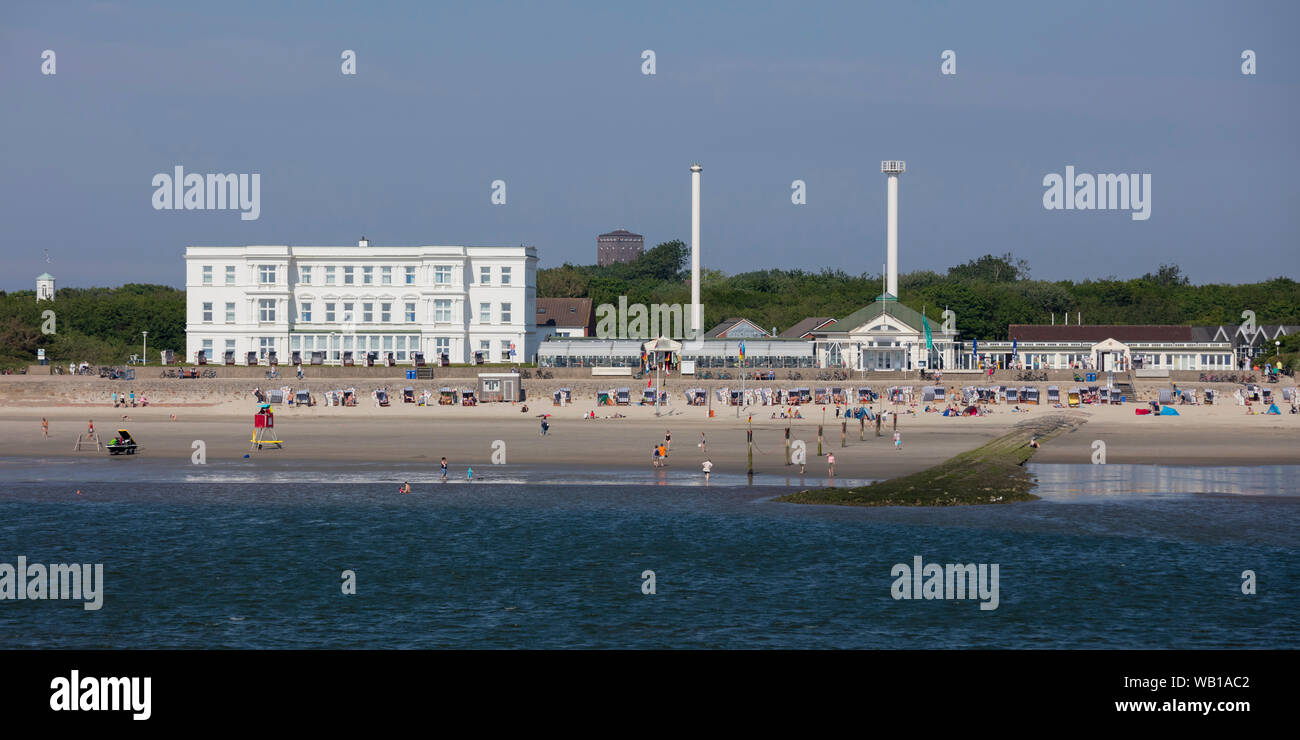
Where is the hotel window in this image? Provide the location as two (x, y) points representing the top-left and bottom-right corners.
(395, 336), (407, 361)
(434, 299), (452, 322)
(259, 265), (276, 284)
(404, 266), (416, 285)
(299, 265), (312, 284)
(501, 266), (511, 285)
(363, 302), (374, 323)
(325, 266), (336, 285)
(225, 339), (235, 356)
(500, 340), (512, 361)
(501, 302), (512, 323)
(259, 337), (275, 359)
(479, 340), (491, 353)
(480, 266), (491, 284)
(225, 302), (236, 323)
(259, 299), (276, 322)
(434, 265), (452, 285)
(362, 266), (374, 285)
(436, 337), (450, 357)
(226, 265), (236, 284)
(343, 266), (354, 285)
(300, 303), (312, 322)
(381, 303), (392, 322)
(405, 302), (416, 323)
(202, 265), (213, 285)
(343, 303), (354, 323)
(202, 339), (213, 360)
(202, 302), (213, 322)
(480, 302), (491, 323)
(325, 303), (336, 322)
(381, 266), (392, 285)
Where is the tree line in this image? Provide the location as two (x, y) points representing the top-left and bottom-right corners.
(1, 248), (1295, 368)
(539, 243), (1300, 342)
(0, 285), (185, 368)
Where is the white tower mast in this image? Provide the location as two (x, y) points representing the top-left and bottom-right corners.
(881, 160), (906, 298)
(690, 163), (703, 336)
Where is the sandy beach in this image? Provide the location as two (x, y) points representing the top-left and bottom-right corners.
(3, 376), (1296, 480)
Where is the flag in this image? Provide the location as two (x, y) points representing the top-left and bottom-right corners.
(972, 338), (978, 357)
(738, 341), (746, 363)
(509, 342), (517, 358)
(1011, 338), (1017, 364)
(923, 315), (933, 351)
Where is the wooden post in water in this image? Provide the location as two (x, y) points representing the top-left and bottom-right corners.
(817, 425), (823, 457)
(841, 420), (846, 447)
(859, 416), (865, 441)
(784, 425), (791, 465)
(875, 413), (882, 437)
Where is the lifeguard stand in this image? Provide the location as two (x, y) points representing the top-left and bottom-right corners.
(250, 404), (283, 451)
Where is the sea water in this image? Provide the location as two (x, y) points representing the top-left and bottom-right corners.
(0, 458), (1295, 649)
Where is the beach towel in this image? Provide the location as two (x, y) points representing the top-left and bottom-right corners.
(1135, 408), (1151, 415)
(1159, 406), (1180, 416)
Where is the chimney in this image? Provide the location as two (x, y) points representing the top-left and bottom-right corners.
(358, 236), (369, 247)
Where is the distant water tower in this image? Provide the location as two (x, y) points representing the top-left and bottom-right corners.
(881, 160), (905, 298)
(36, 272), (55, 302)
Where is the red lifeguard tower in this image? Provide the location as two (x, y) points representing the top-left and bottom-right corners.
(250, 403), (283, 451)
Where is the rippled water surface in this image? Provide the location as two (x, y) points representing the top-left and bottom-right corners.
(1, 459), (1296, 648)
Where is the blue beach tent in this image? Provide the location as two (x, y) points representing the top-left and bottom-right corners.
(1266, 403), (1281, 415)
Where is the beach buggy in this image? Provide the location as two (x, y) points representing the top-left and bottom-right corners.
(106, 429), (139, 455)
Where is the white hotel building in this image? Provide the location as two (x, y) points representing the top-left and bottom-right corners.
(185, 240), (537, 366)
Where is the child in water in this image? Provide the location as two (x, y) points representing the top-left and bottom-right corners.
(467, 467), (473, 481)
(399, 481), (412, 494)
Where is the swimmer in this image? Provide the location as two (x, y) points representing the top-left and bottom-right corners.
(467, 467), (473, 481)
(440, 457), (448, 481)
(399, 481), (412, 494)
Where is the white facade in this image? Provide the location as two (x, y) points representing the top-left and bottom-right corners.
(185, 243), (537, 365)
(36, 272), (55, 301)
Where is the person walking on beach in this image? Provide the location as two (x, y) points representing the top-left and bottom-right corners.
(702, 459), (712, 485)
(893, 430), (902, 451)
(652, 445), (661, 468)
(699, 431), (706, 453)
(540, 418), (550, 436)
(440, 457), (448, 481)
(827, 453), (835, 478)
(664, 430), (671, 457)
(87, 420), (94, 437)
(41, 417), (48, 438)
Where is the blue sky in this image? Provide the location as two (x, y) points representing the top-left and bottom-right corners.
(1, 0), (1295, 290)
